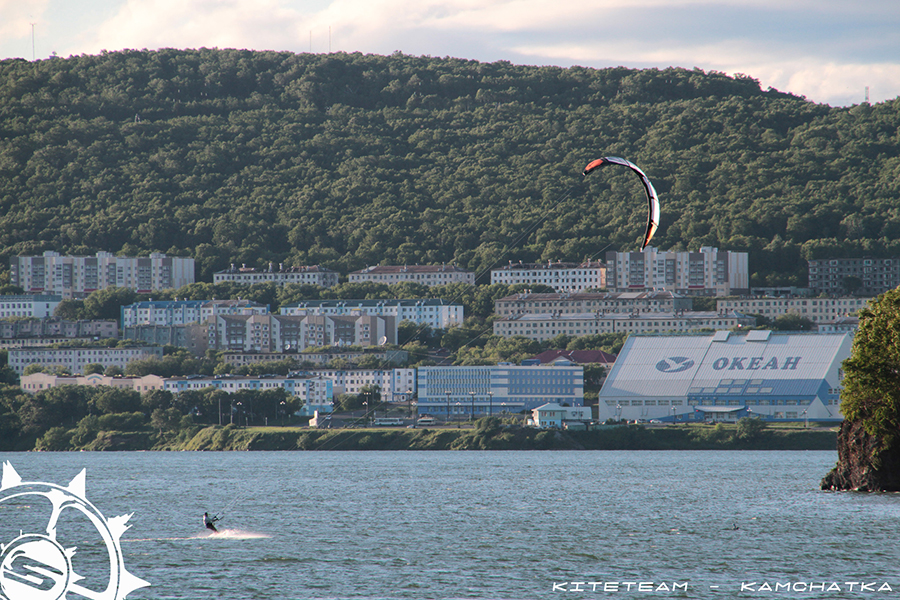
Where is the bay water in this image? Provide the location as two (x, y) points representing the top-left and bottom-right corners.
(1, 450), (897, 599)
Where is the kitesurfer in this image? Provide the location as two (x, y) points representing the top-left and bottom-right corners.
(203, 512), (220, 533)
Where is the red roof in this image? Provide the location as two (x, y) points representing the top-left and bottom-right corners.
(532, 349), (616, 365)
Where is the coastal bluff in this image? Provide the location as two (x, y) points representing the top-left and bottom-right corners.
(821, 420), (900, 491)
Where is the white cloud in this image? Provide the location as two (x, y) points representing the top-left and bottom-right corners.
(6, 0), (898, 106)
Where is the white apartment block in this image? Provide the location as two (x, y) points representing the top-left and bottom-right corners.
(161, 374), (334, 416)
(21, 373), (167, 394)
(605, 247), (749, 296)
(8, 345), (164, 375)
(213, 263), (338, 287)
(10, 251), (194, 298)
(493, 311), (755, 342)
(348, 264), (474, 287)
(490, 260), (606, 293)
(303, 367), (416, 402)
(0, 294), (62, 318)
(716, 296), (870, 323)
(206, 313), (396, 353)
(494, 290), (692, 317)
(121, 299), (269, 327)
(281, 298), (463, 329)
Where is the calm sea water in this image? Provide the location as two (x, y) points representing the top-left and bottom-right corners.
(0, 450), (897, 599)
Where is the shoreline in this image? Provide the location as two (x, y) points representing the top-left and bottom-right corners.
(22, 423), (839, 452)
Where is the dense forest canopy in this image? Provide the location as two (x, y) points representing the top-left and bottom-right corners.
(1, 48), (898, 286)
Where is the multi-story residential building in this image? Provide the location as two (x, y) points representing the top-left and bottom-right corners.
(213, 263), (338, 287)
(20, 372), (334, 416)
(490, 260), (606, 292)
(121, 299), (268, 327)
(281, 298), (463, 329)
(0, 319), (118, 349)
(10, 251), (194, 298)
(493, 311), (755, 341)
(205, 314), (396, 353)
(494, 290), (692, 317)
(716, 296), (870, 323)
(221, 349), (408, 368)
(8, 345), (164, 375)
(348, 264), (474, 287)
(20, 372), (167, 394)
(0, 294), (63, 318)
(161, 374), (334, 416)
(302, 368), (416, 403)
(605, 247), (749, 296)
(808, 257), (900, 295)
(416, 364), (584, 419)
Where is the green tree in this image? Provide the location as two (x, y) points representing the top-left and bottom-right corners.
(841, 289), (900, 437)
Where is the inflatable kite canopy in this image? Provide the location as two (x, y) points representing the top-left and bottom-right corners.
(582, 156), (660, 250)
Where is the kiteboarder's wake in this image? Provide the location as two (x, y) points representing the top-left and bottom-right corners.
(193, 528), (270, 539)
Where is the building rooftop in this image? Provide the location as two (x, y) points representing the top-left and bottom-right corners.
(351, 264), (471, 274)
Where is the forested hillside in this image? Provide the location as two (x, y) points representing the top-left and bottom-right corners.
(1, 49), (898, 286)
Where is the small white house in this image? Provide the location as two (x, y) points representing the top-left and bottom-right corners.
(529, 403), (592, 428)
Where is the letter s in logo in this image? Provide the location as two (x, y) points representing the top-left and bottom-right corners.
(656, 356), (695, 373)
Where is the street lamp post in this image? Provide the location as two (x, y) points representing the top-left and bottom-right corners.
(488, 391), (493, 417)
(469, 391), (475, 422)
(671, 405), (676, 423)
(280, 400), (286, 426)
(455, 402), (461, 428)
(445, 390), (451, 426)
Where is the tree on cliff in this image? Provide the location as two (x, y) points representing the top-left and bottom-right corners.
(839, 288), (900, 440)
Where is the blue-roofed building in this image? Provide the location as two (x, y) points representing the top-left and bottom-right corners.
(597, 330), (853, 423)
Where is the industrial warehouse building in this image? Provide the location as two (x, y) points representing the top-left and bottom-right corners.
(597, 330), (852, 423)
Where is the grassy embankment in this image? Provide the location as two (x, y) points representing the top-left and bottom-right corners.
(29, 418), (838, 452)
(148, 422), (837, 451)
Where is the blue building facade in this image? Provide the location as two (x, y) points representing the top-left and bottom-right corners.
(416, 363), (584, 420)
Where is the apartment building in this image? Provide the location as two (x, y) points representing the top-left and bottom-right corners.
(8, 345), (164, 375)
(808, 257), (900, 295)
(348, 264), (474, 287)
(213, 263), (338, 287)
(10, 251), (194, 298)
(490, 260), (606, 293)
(205, 313), (396, 353)
(493, 311), (755, 341)
(716, 296), (870, 323)
(605, 247), (749, 296)
(494, 290), (692, 317)
(121, 299), (268, 327)
(0, 319), (118, 349)
(0, 294), (62, 318)
(281, 298), (463, 329)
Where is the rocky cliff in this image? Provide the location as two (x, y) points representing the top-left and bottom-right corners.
(821, 420), (900, 491)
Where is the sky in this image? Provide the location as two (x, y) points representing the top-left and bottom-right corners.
(3, 0), (899, 107)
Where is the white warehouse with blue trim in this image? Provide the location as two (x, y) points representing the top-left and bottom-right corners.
(597, 330), (852, 423)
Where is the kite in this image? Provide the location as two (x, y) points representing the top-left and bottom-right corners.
(582, 157), (660, 251)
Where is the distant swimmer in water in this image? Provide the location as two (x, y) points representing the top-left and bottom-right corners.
(203, 512), (220, 533)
